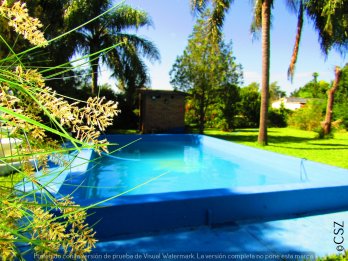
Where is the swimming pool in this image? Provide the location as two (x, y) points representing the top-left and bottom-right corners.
(84, 135), (310, 198)
(59, 134), (348, 238)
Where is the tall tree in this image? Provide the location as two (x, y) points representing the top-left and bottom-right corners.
(250, 0), (298, 142)
(258, 0), (271, 145)
(170, 12), (218, 134)
(269, 81), (286, 102)
(64, 1), (160, 95)
(192, 0), (348, 142)
(238, 83), (261, 127)
(288, 0), (347, 80)
(322, 66), (342, 135)
(334, 63), (348, 130)
(113, 50), (149, 110)
(170, 10), (242, 133)
(191, 0), (276, 145)
(288, 0), (347, 135)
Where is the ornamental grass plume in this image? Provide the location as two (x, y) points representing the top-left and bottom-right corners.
(0, 1), (119, 259)
(0, 1), (48, 47)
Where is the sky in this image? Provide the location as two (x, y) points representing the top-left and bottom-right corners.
(101, 0), (347, 95)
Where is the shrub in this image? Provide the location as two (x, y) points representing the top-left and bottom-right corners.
(268, 106), (290, 127)
(287, 99), (326, 131)
(316, 251), (347, 261)
(333, 102), (348, 130)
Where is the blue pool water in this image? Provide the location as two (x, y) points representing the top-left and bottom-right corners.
(79, 134), (347, 199)
(58, 134), (348, 237)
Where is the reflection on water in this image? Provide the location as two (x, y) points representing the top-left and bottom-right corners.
(83, 140), (300, 199)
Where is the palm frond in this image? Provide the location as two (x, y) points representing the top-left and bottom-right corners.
(108, 5), (154, 33)
(288, 0), (304, 82)
(250, 0), (262, 38)
(62, 1), (159, 95)
(191, 0), (233, 40)
(115, 33), (160, 63)
(210, 0), (233, 40)
(250, 0), (276, 41)
(191, 0), (209, 15)
(284, 0), (299, 13)
(305, 0), (348, 56)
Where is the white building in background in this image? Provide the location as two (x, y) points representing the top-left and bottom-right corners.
(271, 97), (308, 110)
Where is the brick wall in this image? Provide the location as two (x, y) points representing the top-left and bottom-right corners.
(139, 90), (186, 133)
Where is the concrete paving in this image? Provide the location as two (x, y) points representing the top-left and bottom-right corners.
(92, 211), (348, 260)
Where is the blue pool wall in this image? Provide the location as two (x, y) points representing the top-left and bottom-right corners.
(59, 134), (348, 239)
(83, 185), (348, 239)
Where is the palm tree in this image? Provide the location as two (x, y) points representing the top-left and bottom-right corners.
(257, 0), (271, 145)
(192, 0), (347, 142)
(64, 1), (160, 95)
(286, 0), (347, 135)
(113, 48), (150, 109)
(191, 0), (272, 145)
(288, 0), (347, 80)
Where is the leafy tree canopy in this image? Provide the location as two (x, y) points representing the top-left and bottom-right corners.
(269, 81), (286, 102)
(291, 73), (330, 99)
(170, 9), (242, 132)
(238, 82), (261, 127)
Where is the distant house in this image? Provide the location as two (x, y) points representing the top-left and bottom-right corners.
(138, 89), (186, 133)
(271, 97), (308, 110)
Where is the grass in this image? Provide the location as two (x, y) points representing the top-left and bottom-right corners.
(205, 127), (348, 169)
(0, 172), (25, 190)
(107, 128), (139, 134)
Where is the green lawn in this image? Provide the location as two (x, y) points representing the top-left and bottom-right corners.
(205, 127), (348, 169)
(0, 172), (24, 190)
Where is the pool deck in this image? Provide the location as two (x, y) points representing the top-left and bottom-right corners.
(92, 210), (348, 260)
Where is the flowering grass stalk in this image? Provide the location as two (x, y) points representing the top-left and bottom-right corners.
(0, 1), (121, 259)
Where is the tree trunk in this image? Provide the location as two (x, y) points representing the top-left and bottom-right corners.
(288, 1), (303, 82)
(322, 66), (342, 135)
(91, 56), (100, 96)
(126, 84), (136, 110)
(258, 0), (271, 146)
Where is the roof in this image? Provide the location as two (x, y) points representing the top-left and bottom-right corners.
(284, 97), (308, 103)
(273, 97), (308, 104)
(138, 88), (187, 96)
